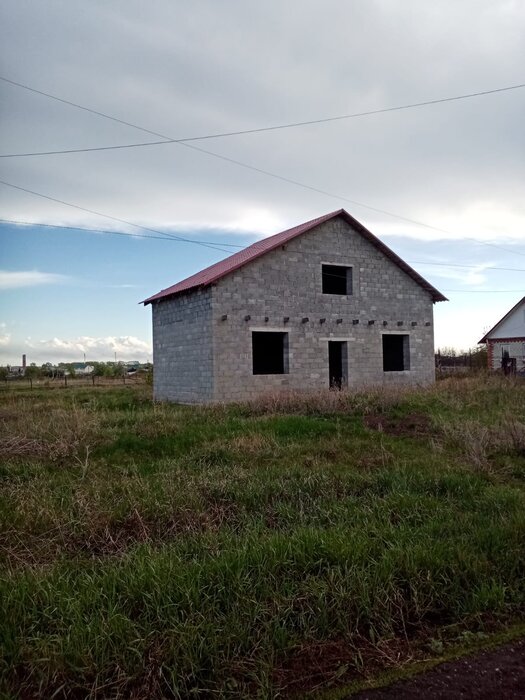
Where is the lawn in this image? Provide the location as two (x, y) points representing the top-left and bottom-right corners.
(0, 376), (524, 698)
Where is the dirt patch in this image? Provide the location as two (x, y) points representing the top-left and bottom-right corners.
(274, 637), (416, 697)
(364, 413), (433, 438)
(349, 638), (525, 699)
(2, 502), (240, 568)
(274, 639), (358, 696)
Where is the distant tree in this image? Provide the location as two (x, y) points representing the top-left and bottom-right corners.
(113, 363), (126, 384)
(0, 366), (8, 386)
(41, 363), (55, 378)
(470, 345), (488, 369)
(61, 364), (76, 387)
(437, 347), (457, 358)
(91, 362), (108, 385)
(25, 365), (41, 390)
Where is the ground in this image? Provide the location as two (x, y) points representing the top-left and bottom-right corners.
(0, 375), (524, 698)
(350, 638), (525, 699)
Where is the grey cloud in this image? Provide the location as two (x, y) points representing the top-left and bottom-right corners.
(0, 0), (524, 241)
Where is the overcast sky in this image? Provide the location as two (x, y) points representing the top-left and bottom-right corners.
(1, 0), (524, 364)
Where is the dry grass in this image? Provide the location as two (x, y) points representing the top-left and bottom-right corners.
(0, 396), (100, 464)
(440, 416), (525, 471)
(240, 384), (417, 416)
(1, 375), (524, 698)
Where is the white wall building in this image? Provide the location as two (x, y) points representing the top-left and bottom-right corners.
(479, 297), (525, 372)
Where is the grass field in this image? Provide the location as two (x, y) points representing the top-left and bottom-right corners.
(1, 376), (524, 698)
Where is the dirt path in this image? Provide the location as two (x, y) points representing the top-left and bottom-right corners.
(349, 638), (525, 699)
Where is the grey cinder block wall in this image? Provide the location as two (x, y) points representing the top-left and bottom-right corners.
(148, 212), (446, 403)
(152, 287), (214, 402)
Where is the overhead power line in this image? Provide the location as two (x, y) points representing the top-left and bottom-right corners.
(403, 260), (525, 273)
(441, 289), (525, 293)
(0, 180), (234, 254)
(1, 75), (524, 258)
(2, 217), (525, 275)
(0, 218), (244, 247)
(1, 77), (524, 158)
(0, 139), (172, 159)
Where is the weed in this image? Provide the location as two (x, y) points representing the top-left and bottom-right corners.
(0, 377), (524, 698)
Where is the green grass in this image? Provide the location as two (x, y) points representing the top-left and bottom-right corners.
(0, 376), (524, 697)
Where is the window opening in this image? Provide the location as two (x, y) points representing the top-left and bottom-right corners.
(322, 265), (352, 295)
(252, 332), (289, 374)
(382, 334), (410, 372)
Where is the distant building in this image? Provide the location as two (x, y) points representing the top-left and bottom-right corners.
(69, 363), (95, 375)
(479, 296), (525, 373)
(144, 209), (446, 403)
(8, 354), (26, 376)
(8, 365), (25, 376)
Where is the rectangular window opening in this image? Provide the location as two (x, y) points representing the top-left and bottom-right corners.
(322, 264), (352, 295)
(382, 334), (410, 372)
(252, 331), (289, 375)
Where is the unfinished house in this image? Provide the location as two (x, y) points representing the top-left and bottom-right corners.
(143, 209), (447, 403)
(479, 296), (525, 374)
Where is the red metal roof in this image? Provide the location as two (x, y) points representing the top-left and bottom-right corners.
(142, 209), (447, 304)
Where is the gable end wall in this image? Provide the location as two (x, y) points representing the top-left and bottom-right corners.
(211, 218), (436, 402)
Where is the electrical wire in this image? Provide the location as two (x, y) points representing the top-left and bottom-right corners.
(404, 260), (525, 272)
(2, 217), (525, 275)
(0, 181), (234, 254)
(2, 74), (525, 258)
(0, 76), (525, 158)
(0, 218), (244, 247)
(441, 289), (525, 293)
(1, 77), (524, 158)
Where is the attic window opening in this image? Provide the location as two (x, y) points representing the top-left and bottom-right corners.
(322, 265), (352, 295)
(252, 332), (289, 375)
(383, 334), (410, 372)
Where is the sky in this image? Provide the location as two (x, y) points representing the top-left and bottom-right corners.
(1, 0), (524, 365)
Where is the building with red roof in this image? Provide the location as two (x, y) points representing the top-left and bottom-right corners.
(144, 209), (446, 402)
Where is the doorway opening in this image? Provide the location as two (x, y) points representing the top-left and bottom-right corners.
(328, 341), (347, 389)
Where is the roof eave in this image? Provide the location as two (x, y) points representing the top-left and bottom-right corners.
(142, 208), (447, 304)
(334, 210), (447, 303)
(142, 283), (208, 305)
(476, 295), (525, 345)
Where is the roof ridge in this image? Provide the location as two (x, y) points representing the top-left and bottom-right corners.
(142, 209), (447, 304)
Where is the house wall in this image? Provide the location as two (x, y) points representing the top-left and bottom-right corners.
(152, 287), (213, 402)
(210, 217), (436, 402)
(484, 300), (525, 371)
(488, 302), (525, 339)
(487, 338), (525, 371)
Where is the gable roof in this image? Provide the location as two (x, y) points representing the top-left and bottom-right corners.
(143, 209), (447, 304)
(478, 296), (525, 343)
